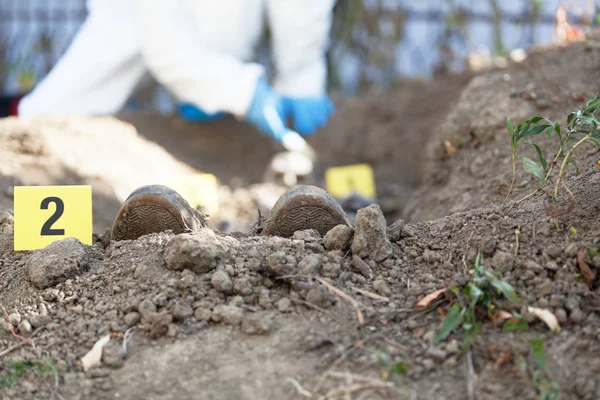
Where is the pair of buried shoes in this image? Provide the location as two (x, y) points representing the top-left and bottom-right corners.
(110, 184), (351, 241)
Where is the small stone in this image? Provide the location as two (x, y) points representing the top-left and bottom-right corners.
(194, 308), (212, 322)
(277, 298), (292, 313)
(138, 299), (157, 321)
(233, 278), (253, 296)
(570, 308), (585, 324)
(153, 293), (168, 307)
(292, 229), (321, 241)
(21, 381), (37, 393)
(537, 279), (553, 296)
(545, 261), (559, 272)
(267, 252), (297, 276)
(211, 270), (233, 294)
(446, 340), (459, 354)
(305, 286), (334, 309)
(166, 324), (177, 337)
(555, 308), (567, 324)
(323, 225), (354, 251)
(565, 297), (580, 312)
(212, 305), (244, 326)
(373, 277), (391, 297)
(565, 243), (579, 258)
(351, 204), (393, 262)
(71, 304), (83, 314)
(163, 230), (229, 274)
(524, 261), (544, 274)
(423, 330), (436, 343)
(258, 289), (272, 309)
(228, 296), (245, 308)
(18, 319), (32, 335)
(29, 314), (52, 328)
(426, 346), (447, 361)
(297, 254), (323, 275)
(101, 340), (125, 368)
(241, 313), (271, 335)
(8, 312), (21, 325)
(422, 359), (435, 370)
(26, 238), (101, 289)
(42, 289), (61, 302)
(173, 301), (193, 321)
(123, 312), (140, 327)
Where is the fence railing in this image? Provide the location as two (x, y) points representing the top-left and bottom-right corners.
(0, 1), (592, 100)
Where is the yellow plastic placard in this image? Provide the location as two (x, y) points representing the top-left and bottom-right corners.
(14, 185), (93, 251)
(169, 174), (219, 215)
(325, 163), (376, 200)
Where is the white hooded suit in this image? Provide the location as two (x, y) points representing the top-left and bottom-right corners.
(18, 0), (336, 119)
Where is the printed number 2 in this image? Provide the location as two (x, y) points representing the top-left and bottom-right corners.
(40, 197), (65, 236)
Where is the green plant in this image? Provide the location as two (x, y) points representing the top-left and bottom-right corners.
(433, 251), (524, 350)
(503, 96), (600, 214)
(0, 357), (56, 389)
(518, 338), (561, 400)
(376, 346), (407, 380)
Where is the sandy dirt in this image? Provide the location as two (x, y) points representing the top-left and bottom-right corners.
(1, 39), (600, 400)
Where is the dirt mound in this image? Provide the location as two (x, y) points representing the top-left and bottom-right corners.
(2, 41), (600, 400)
(403, 39), (600, 222)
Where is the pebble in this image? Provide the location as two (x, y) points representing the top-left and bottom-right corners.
(173, 301), (193, 321)
(8, 312), (21, 325)
(138, 299), (157, 321)
(569, 308), (585, 324)
(373, 278), (391, 297)
(445, 340), (459, 354)
(241, 313), (271, 335)
(194, 308), (212, 322)
(101, 340), (125, 368)
(351, 204), (393, 262)
(292, 229), (321, 241)
(298, 254), (323, 275)
(555, 308), (568, 324)
(323, 225), (354, 251)
(426, 346), (447, 361)
(305, 286), (334, 309)
(267, 252), (297, 276)
(29, 313), (52, 328)
(18, 319), (32, 335)
(234, 278), (254, 296)
(211, 270), (233, 294)
(277, 298), (291, 313)
(123, 312), (140, 327)
(212, 305), (244, 326)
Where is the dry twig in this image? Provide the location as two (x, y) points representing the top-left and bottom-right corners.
(350, 286), (389, 303)
(316, 278), (364, 325)
(286, 377), (313, 398)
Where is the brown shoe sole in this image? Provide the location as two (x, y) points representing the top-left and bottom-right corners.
(261, 185), (351, 238)
(111, 185), (204, 241)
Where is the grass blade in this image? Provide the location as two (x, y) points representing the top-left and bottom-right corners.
(433, 304), (464, 344)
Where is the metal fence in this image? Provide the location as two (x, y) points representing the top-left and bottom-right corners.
(0, 0), (593, 101)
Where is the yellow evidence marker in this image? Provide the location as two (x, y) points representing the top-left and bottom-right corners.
(325, 163), (376, 200)
(169, 173), (219, 215)
(13, 185), (93, 251)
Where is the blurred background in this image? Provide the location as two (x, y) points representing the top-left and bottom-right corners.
(1, 0), (598, 110)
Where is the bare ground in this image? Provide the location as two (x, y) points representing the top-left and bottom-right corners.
(1, 40), (600, 400)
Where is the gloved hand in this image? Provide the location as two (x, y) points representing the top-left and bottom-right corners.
(280, 95), (335, 136)
(177, 103), (225, 122)
(244, 76), (288, 142)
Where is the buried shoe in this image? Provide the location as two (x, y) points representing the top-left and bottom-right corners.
(111, 185), (205, 241)
(261, 185), (351, 238)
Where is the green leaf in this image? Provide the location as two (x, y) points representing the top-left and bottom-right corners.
(531, 338), (552, 377)
(483, 270), (520, 304)
(588, 247), (598, 259)
(527, 116), (543, 124)
(567, 158), (580, 176)
(567, 111), (576, 127)
(433, 304), (465, 344)
(388, 360), (408, 376)
(523, 142), (547, 171)
(522, 157), (546, 185)
(506, 118), (515, 137)
(518, 124), (552, 140)
(502, 318), (529, 332)
(466, 283), (483, 309)
(584, 96), (600, 113)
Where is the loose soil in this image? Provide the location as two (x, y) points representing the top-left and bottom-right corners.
(2, 39), (600, 400)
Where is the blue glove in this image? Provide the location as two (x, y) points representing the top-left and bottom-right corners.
(244, 76), (288, 142)
(178, 103), (225, 122)
(280, 95), (335, 136)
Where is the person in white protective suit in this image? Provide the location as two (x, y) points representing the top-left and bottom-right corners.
(10, 0), (338, 142)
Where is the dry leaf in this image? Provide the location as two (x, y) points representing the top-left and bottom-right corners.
(80, 334), (111, 371)
(415, 288), (447, 310)
(495, 310), (513, 322)
(527, 306), (561, 333)
(444, 140), (456, 156)
(577, 248), (597, 287)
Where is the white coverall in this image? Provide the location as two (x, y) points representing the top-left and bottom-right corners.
(18, 0), (336, 119)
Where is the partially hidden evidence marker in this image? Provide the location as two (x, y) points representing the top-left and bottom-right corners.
(13, 185), (93, 251)
(325, 163), (376, 200)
